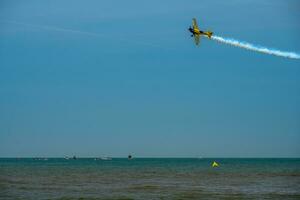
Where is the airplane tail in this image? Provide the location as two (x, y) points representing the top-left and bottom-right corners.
(206, 31), (213, 38)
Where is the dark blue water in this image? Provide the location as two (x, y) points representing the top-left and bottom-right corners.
(0, 158), (299, 199)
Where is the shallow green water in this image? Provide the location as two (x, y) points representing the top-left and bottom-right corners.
(0, 158), (299, 199)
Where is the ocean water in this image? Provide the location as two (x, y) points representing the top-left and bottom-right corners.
(0, 158), (299, 200)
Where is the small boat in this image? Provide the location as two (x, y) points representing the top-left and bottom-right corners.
(95, 157), (112, 161)
(212, 161), (219, 167)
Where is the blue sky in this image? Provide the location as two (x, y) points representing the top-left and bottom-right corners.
(0, 0), (299, 157)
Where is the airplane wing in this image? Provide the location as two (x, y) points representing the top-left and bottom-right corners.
(194, 34), (200, 45)
(192, 18), (199, 30)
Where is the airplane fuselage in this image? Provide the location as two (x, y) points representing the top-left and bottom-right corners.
(189, 28), (212, 38)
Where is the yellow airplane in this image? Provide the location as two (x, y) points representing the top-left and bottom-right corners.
(188, 18), (213, 45)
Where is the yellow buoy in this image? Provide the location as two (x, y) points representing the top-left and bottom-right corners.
(212, 161), (219, 167)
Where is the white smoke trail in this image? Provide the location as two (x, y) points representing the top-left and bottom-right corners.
(211, 35), (300, 59)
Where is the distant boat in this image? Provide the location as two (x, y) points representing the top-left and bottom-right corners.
(34, 157), (48, 161)
(128, 154), (132, 160)
(73, 156), (77, 160)
(95, 157), (112, 161)
(212, 161), (219, 167)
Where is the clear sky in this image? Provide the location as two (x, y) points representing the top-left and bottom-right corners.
(0, 0), (299, 157)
